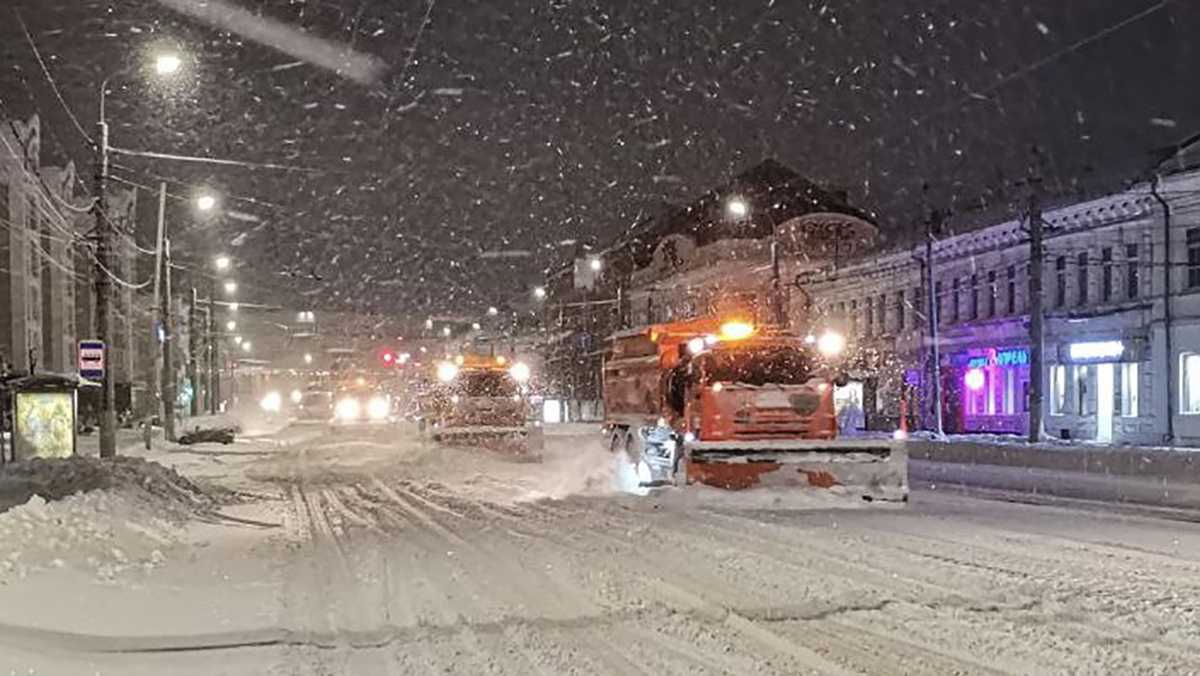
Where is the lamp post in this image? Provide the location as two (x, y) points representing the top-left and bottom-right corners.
(726, 196), (786, 328)
(94, 52), (182, 457)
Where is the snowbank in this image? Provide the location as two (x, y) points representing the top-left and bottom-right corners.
(0, 456), (216, 513)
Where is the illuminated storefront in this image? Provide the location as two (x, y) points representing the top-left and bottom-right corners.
(951, 346), (1031, 434)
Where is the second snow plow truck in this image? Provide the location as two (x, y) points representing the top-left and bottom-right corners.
(423, 353), (544, 458)
(603, 317), (907, 501)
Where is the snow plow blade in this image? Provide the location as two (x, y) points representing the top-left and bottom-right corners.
(685, 439), (908, 502)
(431, 424), (544, 460)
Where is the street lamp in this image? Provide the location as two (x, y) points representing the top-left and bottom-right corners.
(197, 194), (217, 212)
(442, 326), (451, 337)
(228, 302), (239, 312)
(242, 342), (252, 352)
(472, 322), (481, 331)
(94, 53), (185, 458)
(214, 254), (230, 271)
(487, 306), (498, 316)
(726, 196), (749, 220)
(589, 257), (602, 272)
(533, 286), (547, 300)
(154, 53), (182, 75)
(223, 280), (237, 295)
(225, 320), (236, 331)
(304, 353), (313, 365)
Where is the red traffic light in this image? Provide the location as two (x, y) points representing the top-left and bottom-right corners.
(379, 348), (398, 367)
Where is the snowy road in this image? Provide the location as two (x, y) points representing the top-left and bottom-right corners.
(2, 423), (1199, 675)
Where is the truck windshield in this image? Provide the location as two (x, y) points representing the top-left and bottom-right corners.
(458, 371), (519, 397)
(702, 347), (815, 386)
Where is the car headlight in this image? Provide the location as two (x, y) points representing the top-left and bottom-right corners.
(437, 362), (459, 382)
(335, 397), (361, 420)
(367, 396), (389, 420)
(509, 362), (531, 383)
(260, 391), (282, 413)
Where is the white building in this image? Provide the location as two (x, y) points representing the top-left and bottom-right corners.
(804, 140), (1200, 445)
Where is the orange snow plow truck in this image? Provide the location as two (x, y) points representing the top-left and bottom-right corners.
(603, 317), (907, 501)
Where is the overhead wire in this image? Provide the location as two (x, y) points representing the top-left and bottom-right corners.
(12, 8), (93, 146)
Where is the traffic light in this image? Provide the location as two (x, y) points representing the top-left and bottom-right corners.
(379, 347), (398, 367)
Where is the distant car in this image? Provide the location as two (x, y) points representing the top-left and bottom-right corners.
(296, 389), (334, 422)
(329, 387), (397, 427)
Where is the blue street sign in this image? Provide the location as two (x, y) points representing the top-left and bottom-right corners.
(79, 340), (106, 380)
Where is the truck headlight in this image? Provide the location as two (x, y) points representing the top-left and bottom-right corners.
(436, 362), (459, 382)
(367, 396), (389, 420)
(260, 391), (282, 413)
(335, 397), (361, 420)
(509, 362), (531, 383)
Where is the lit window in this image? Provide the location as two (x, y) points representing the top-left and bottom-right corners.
(1003, 369), (1016, 415)
(1120, 362), (1138, 417)
(1182, 353), (1200, 414)
(1050, 365), (1067, 415)
(1075, 365), (1093, 416)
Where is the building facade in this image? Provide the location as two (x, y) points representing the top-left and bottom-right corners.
(804, 145), (1200, 445)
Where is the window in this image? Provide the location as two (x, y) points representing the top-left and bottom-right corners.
(951, 278), (960, 323)
(850, 299), (858, 335)
(1007, 265), (1016, 314)
(1075, 365), (1093, 416)
(1076, 251), (1088, 306)
(877, 294), (886, 334)
(1120, 362), (1138, 417)
(1182, 353), (1200, 414)
(896, 290), (906, 330)
(913, 285), (924, 322)
(1100, 247), (1113, 302)
(986, 271), (997, 317)
(1189, 228), (1200, 289)
(1126, 244), (1140, 299)
(1050, 365), (1067, 415)
(1055, 256), (1067, 308)
(1003, 368), (1016, 414)
(969, 274), (978, 320)
(863, 297), (873, 336)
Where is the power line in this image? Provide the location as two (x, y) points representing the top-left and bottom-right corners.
(13, 8), (93, 146)
(109, 146), (324, 173)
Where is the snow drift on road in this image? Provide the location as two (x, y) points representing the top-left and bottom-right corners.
(0, 457), (220, 584)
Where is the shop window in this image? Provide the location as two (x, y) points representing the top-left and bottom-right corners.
(1189, 229), (1200, 289)
(1022, 378), (1030, 412)
(1050, 365), (1067, 415)
(1003, 368), (1016, 414)
(1181, 353), (1200, 414)
(1055, 256), (1067, 308)
(1075, 365), (1093, 416)
(1101, 247), (1113, 302)
(1076, 252), (1088, 306)
(1126, 244), (1139, 299)
(1120, 362), (1138, 417)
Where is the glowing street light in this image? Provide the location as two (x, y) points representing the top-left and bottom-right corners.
(472, 322), (481, 331)
(228, 302), (239, 312)
(196, 194), (217, 212)
(589, 257), (602, 272)
(242, 341), (252, 353)
(214, 254), (230, 270)
(442, 326), (451, 337)
(154, 53), (182, 76)
(726, 196), (749, 219)
(223, 280), (237, 294)
(533, 286), (547, 300)
(303, 353), (313, 365)
(233, 335), (243, 345)
(225, 320), (236, 332)
(487, 306), (498, 316)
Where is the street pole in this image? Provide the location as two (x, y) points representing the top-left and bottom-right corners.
(93, 94), (117, 458)
(188, 287), (200, 416)
(210, 298), (220, 415)
(203, 293), (213, 414)
(162, 239), (176, 441)
(925, 217), (945, 438)
(1027, 188), (1046, 443)
(150, 182), (167, 447)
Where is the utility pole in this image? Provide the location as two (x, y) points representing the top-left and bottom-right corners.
(189, 287), (200, 416)
(1027, 186), (1046, 443)
(150, 182), (167, 447)
(210, 299), (220, 415)
(925, 211), (945, 437)
(93, 102), (116, 458)
(203, 293), (213, 414)
(162, 239), (176, 441)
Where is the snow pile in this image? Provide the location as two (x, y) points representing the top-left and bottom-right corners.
(0, 491), (177, 584)
(0, 456), (216, 513)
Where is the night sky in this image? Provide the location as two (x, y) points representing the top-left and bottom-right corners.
(2, 0), (1197, 319)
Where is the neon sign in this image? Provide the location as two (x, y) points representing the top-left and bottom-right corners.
(965, 348), (1030, 369)
(1068, 340), (1125, 361)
